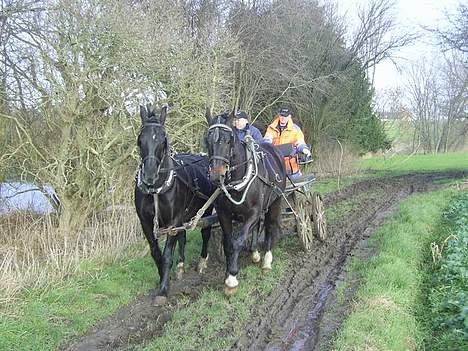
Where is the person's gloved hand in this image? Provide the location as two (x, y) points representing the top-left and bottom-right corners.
(302, 148), (311, 157)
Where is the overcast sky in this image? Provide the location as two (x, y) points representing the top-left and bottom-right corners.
(332, 0), (461, 92)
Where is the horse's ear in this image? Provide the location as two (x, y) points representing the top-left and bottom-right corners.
(205, 108), (211, 124)
(140, 105), (148, 124)
(227, 109), (235, 125)
(160, 105), (168, 125)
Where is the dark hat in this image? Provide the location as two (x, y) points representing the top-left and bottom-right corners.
(279, 107), (290, 117)
(235, 111), (249, 120)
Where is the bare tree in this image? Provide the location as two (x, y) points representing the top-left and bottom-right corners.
(349, 0), (417, 85)
(431, 3), (468, 54)
(0, 0), (241, 228)
(406, 53), (467, 153)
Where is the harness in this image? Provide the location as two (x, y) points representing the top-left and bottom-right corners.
(207, 123), (284, 206)
(136, 122), (208, 198)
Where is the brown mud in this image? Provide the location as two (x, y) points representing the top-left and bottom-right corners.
(63, 171), (467, 351)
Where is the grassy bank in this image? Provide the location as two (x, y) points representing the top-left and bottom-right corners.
(332, 187), (464, 350)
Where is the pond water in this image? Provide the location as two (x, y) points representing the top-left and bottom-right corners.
(0, 182), (57, 215)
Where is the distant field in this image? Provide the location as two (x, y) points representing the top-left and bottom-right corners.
(358, 152), (468, 174)
(382, 119), (468, 154)
(383, 119), (414, 148)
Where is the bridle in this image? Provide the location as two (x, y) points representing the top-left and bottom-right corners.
(207, 122), (234, 168)
(137, 122), (175, 194)
(207, 120), (260, 205)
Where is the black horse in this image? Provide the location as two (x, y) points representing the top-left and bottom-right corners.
(135, 105), (215, 305)
(205, 111), (286, 295)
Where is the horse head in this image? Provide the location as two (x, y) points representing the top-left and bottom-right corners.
(137, 104), (169, 193)
(205, 110), (235, 184)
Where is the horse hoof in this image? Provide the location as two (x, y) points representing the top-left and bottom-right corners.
(251, 250), (261, 263)
(224, 285), (237, 296)
(262, 251), (273, 271)
(198, 255), (209, 274)
(176, 262), (184, 280)
(152, 295), (168, 306)
(262, 266), (272, 273)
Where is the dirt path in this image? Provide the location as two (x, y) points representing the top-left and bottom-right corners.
(63, 171), (466, 351)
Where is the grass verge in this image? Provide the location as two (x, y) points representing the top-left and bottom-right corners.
(332, 187), (460, 351)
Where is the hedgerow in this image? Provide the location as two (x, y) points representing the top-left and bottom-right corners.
(427, 191), (468, 349)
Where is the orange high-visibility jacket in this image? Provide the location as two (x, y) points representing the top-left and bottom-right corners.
(264, 116), (307, 174)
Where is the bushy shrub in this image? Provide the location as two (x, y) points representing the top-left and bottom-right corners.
(428, 192), (468, 348)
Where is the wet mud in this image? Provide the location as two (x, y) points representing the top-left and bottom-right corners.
(62, 171), (467, 351)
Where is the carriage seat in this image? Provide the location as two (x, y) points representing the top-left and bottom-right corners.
(274, 143), (314, 181)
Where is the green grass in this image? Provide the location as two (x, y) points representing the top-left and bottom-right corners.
(358, 151), (468, 175)
(383, 119), (414, 145)
(333, 187), (458, 351)
(0, 249), (155, 351)
(312, 174), (370, 194)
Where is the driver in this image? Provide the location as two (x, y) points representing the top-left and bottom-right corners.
(233, 111), (263, 143)
(264, 107), (311, 177)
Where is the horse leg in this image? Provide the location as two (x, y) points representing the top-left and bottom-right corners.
(225, 213), (259, 295)
(175, 230), (186, 280)
(251, 218), (262, 263)
(217, 212), (238, 295)
(154, 233), (178, 305)
(139, 215), (163, 283)
(198, 226), (211, 274)
(263, 198), (282, 271)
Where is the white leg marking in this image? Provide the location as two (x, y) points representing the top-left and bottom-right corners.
(262, 251), (273, 270)
(252, 250), (261, 263)
(225, 274), (239, 288)
(176, 262), (184, 280)
(198, 254), (209, 274)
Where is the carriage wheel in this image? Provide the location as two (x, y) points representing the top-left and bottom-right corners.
(311, 192), (327, 241)
(296, 196), (313, 251)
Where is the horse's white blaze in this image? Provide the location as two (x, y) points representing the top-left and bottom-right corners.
(225, 274), (239, 288)
(197, 254), (209, 273)
(262, 251), (273, 270)
(251, 250), (261, 263)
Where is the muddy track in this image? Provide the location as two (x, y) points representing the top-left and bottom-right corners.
(63, 171), (467, 351)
